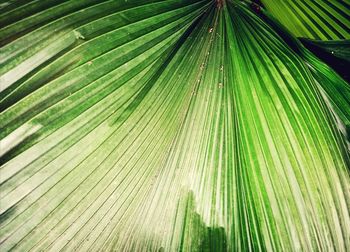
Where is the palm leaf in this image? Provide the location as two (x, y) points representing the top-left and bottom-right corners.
(1, 0), (350, 251)
(255, 6), (350, 148)
(300, 38), (350, 82)
(259, 0), (350, 40)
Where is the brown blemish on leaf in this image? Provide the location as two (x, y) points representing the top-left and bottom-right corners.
(216, 0), (224, 8)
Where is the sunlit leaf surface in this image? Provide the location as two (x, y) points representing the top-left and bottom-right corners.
(1, 0), (350, 251)
(260, 0), (350, 40)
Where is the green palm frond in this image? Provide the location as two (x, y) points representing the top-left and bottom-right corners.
(260, 0), (350, 40)
(1, 0), (350, 251)
(255, 6), (350, 148)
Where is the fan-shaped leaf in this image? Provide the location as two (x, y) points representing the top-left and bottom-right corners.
(1, 1), (350, 251)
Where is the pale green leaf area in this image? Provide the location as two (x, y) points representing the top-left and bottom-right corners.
(0, 0), (350, 251)
(260, 0), (350, 40)
(256, 6), (350, 150)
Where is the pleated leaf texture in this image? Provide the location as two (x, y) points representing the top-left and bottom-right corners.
(1, 0), (350, 251)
